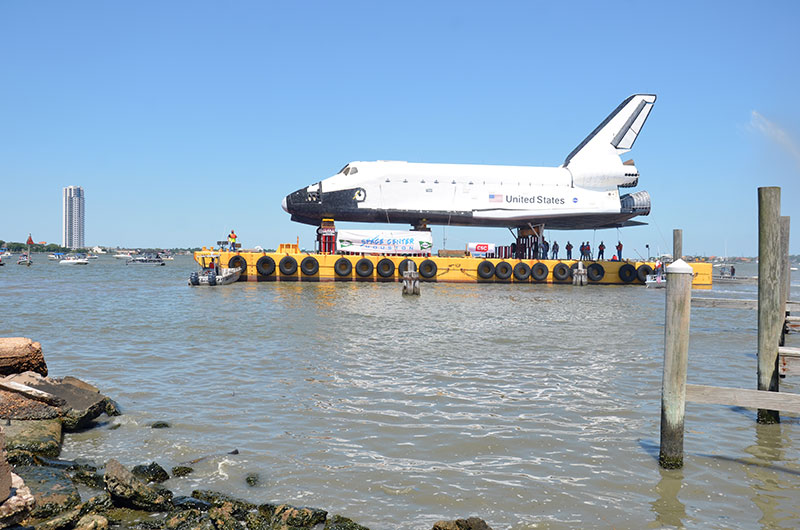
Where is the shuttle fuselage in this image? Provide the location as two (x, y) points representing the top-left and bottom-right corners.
(283, 94), (655, 230)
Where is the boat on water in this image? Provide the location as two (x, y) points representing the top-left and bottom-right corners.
(59, 254), (89, 265)
(645, 273), (666, 288)
(114, 252), (134, 259)
(126, 254), (165, 266)
(48, 253), (65, 260)
(1, 248), (12, 258)
(189, 255), (241, 286)
(86, 254), (99, 260)
(17, 253), (32, 266)
(159, 253), (174, 261)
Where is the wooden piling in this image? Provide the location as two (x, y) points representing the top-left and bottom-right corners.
(659, 259), (694, 469)
(780, 216), (790, 347)
(757, 187), (782, 424)
(672, 229), (683, 262)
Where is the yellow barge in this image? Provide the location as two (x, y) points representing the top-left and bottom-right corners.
(195, 244), (712, 287)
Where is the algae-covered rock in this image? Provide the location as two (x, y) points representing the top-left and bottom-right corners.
(6, 449), (43, 467)
(244, 510), (271, 530)
(171, 497), (210, 512)
(325, 514), (371, 530)
(244, 473), (259, 487)
(189, 491), (255, 520)
(164, 509), (214, 530)
(71, 469), (105, 489)
(431, 517), (493, 530)
(34, 506), (82, 530)
(149, 422), (170, 429)
(3, 419), (62, 457)
(78, 492), (114, 516)
(103, 459), (173, 512)
(208, 504), (244, 530)
(75, 513), (109, 530)
(271, 504), (327, 530)
(14, 465), (80, 519)
(131, 463), (169, 484)
(170, 466), (193, 478)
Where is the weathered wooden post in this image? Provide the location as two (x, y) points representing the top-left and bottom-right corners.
(757, 187), (782, 424)
(659, 259), (694, 469)
(779, 216), (790, 347)
(672, 229), (683, 262)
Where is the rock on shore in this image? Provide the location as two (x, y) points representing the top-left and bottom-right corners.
(0, 338), (48, 377)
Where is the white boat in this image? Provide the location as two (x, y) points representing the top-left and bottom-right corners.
(158, 253), (174, 261)
(1, 249), (12, 257)
(189, 266), (241, 286)
(86, 254), (99, 259)
(59, 254), (89, 265)
(126, 254), (165, 266)
(189, 255), (241, 286)
(17, 254), (32, 266)
(48, 253), (65, 261)
(114, 252), (134, 259)
(645, 273), (666, 289)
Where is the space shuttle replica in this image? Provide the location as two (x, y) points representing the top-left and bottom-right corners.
(283, 94), (656, 232)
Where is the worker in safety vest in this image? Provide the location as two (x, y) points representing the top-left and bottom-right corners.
(565, 241), (573, 260)
(228, 230), (237, 251)
(616, 241), (623, 261)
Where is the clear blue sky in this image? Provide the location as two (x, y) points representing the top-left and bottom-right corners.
(2, 1), (798, 256)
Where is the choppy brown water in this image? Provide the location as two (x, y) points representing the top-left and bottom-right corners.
(2, 256), (800, 529)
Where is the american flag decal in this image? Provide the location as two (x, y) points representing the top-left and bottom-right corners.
(489, 194), (503, 203)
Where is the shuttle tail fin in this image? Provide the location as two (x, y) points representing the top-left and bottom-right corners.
(563, 94), (656, 168)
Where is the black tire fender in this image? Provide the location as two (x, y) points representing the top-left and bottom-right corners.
(531, 262), (549, 281)
(637, 264), (653, 283)
(513, 262), (531, 281)
(587, 263), (605, 282)
(279, 256), (298, 276)
(398, 259), (415, 275)
(477, 260), (495, 279)
(618, 263), (636, 283)
(376, 258), (395, 278)
(334, 257), (353, 277)
(256, 256), (275, 276)
(419, 259), (437, 279)
(355, 258), (374, 278)
(228, 255), (247, 274)
(495, 261), (512, 280)
(300, 256), (319, 276)
(553, 263), (570, 281)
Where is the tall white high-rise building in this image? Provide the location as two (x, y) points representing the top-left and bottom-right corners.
(62, 186), (85, 249)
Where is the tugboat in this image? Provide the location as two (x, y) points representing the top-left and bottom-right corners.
(188, 254), (241, 286)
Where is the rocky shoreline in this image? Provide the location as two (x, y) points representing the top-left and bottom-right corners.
(0, 338), (492, 530)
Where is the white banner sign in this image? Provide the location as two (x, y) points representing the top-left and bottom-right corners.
(336, 230), (433, 254)
(468, 242), (496, 254)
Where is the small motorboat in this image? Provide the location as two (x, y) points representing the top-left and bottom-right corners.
(49, 253), (65, 260)
(189, 255), (241, 286)
(114, 252), (134, 259)
(126, 254), (165, 266)
(645, 273), (666, 288)
(17, 253), (32, 266)
(59, 254), (89, 265)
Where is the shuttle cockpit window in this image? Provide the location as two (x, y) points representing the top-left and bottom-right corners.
(340, 165), (358, 176)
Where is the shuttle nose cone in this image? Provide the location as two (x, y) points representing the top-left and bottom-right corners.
(281, 196), (288, 213)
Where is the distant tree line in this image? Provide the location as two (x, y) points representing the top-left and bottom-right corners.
(0, 240), (81, 253)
